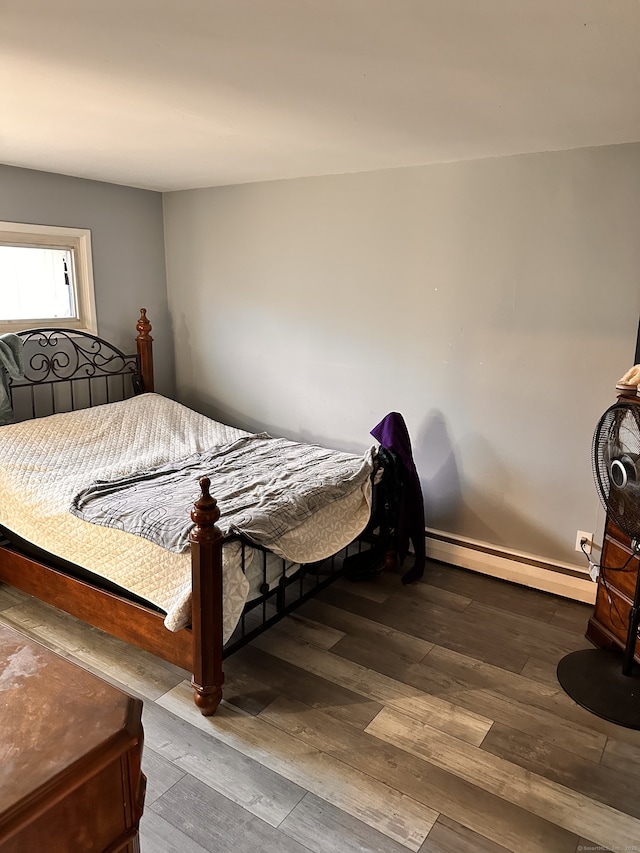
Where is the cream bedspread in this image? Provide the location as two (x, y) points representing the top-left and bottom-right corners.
(0, 394), (373, 639)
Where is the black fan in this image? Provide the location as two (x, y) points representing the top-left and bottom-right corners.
(557, 400), (640, 729)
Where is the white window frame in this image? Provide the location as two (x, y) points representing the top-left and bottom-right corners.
(0, 221), (97, 334)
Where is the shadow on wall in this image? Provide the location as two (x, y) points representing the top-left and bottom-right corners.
(170, 311), (249, 430)
(171, 312), (308, 440)
(414, 411), (464, 533)
(414, 410), (580, 563)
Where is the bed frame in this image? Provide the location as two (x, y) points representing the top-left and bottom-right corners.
(0, 310), (376, 714)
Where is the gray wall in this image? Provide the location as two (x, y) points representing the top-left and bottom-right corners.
(163, 143), (640, 565)
(0, 165), (173, 394)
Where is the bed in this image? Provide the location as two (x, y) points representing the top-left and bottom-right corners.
(0, 310), (382, 714)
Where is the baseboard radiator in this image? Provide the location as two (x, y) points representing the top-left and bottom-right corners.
(426, 528), (597, 604)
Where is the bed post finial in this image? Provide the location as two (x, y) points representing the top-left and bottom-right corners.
(189, 476), (224, 715)
(135, 308), (154, 393)
(190, 477), (220, 531)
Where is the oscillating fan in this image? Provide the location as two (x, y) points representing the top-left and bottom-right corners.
(557, 400), (640, 729)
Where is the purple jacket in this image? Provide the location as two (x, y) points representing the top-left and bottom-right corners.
(371, 412), (426, 575)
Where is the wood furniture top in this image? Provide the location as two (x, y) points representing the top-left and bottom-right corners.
(0, 622), (145, 852)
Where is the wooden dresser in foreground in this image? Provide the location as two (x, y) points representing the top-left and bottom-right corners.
(587, 511), (640, 664)
(0, 623), (145, 853)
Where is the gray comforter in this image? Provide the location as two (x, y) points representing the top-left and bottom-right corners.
(71, 433), (374, 553)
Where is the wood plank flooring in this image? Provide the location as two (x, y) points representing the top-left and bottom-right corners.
(2, 561), (640, 853)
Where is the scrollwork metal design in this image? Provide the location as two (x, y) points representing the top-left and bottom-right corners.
(12, 328), (140, 387)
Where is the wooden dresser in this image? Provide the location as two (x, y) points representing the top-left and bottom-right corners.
(587, 516), (640, 663)
(0, 623), (145, 852)
(586, 391), (640, 665)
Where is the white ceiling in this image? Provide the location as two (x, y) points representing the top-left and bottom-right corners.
(2, 1), (639, 192)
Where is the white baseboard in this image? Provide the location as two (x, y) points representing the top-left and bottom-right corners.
(426, 528), (597, 604)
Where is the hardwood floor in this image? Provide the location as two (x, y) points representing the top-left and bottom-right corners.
(2, 562), (640, 853)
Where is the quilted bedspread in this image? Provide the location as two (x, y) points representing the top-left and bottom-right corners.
(0, 394), (373, 637)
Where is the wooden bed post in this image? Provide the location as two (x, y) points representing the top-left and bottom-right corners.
(135, 308), (154, 392)
(189, 476), (225, 715)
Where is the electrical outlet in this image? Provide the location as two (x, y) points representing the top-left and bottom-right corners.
(576, 530), (594, 555)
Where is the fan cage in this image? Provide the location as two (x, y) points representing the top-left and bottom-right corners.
(592, 402), (640, 543)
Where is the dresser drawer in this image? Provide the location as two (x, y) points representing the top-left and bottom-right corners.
(591, 582), (640, 661)
(601, 534), (640, 601)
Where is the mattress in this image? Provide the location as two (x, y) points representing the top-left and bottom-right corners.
(0, 394), (372, 639)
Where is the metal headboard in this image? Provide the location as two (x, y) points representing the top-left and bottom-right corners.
(9, 327), (143, 421)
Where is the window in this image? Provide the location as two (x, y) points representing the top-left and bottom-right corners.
(0, 222), (97, 334)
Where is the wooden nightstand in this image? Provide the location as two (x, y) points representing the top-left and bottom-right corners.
(0, 622), (145, 852)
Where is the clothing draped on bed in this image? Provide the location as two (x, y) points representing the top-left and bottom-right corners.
(71, 433), (374, 554)
(0, 334), (24, 426)
(0, 394), (373, 639)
